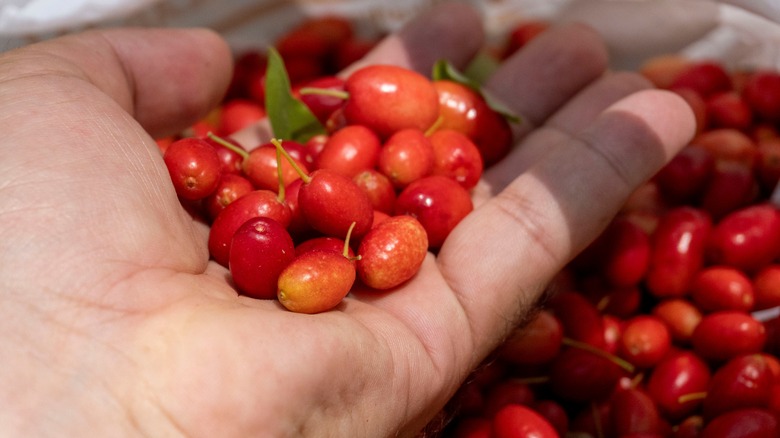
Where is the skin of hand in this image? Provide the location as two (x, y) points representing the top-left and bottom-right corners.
(0, 3), (695, 437)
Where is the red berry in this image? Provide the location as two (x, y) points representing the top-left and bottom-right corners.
(598, 217), (652, 287)
(609, 388), (664, 437)
(548, 347), (624, 403)
(691, 311), (767, 362)
(531, 400), (569, 437)
(356, 215), (428, 290)
(651, 298), (703, 344)
(228, 217), (295, 300)
(297, 76), (346, 123)
(692, 128), (757, 166)
(315, 125), (381, 178)
(742, 70), (780, 123)
(432, 79), (513, 166)
(548, 290), (607, 349)
(700, 408), (779, 438)
(646, 350), (711, 420)
(703, 354), (775, 419)
(495, 310), (563, 365)
(277, 248), (356, 313)
(243, 142), (309, 193)
(753, 264), (780, 310)
(295, 236), (355, 258)
(690, 265), (755, 312)
(492, 404), (559, 438)
(699, 160), (758, 220)
(217, 99), (266, 136)
(204, 173), (255, 220)
(645, 207), (712, 298)
(481, 380), (535, 418)
(394, 175), (473, 249)
(705, 90), (753, 130)
(202, 134), (247, 175)
(298, 169), (374, 240)
(163, 137), (222, 200)
(343, 65), (440, 138)
(618, 315), (672, 369)
(503, 20), (550, 58)
(352, 169), (396, 215)
(654, 144), (714, 204)
(428, 129), (484, 190)
(755, 137), (780, 192)
(207, 190), (291, 267)
(378, 128), (435, 188)
(706, 203), (780, 273)
(669, 61), (732, 97)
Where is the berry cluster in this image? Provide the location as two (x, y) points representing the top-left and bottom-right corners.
(158, 16), (514, 314)
(434, 23), (780, 438)
(157, 15), (780, 437)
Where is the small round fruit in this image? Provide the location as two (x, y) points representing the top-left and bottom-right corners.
(706, 203), (780, 273)
(691, 311), (767, 361)
(298, 169), (374, 239)
(645, 350), (711, 421)
(204, 173), (255, 220)
(378, 128), (436, 188)
(357, 215), (428, 290)
(229, 217), (295, 300)
(690, 266), (755, 312)
(163, 137), (222, 200)
(495, 310), (563, 365)
(207, 190), (291, 267)
(343, 64), (440, 138)
(394, 175), (473, 249)
(428, 129), (483, 190)
(618, 315), (672, 369)
(243, 142), (309, 193)
(352, 169), (396, 215)
(315, 124), (381, 178)
(278, 249), (356, 314)
(492, 404), (559, 438)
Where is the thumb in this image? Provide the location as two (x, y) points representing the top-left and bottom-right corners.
(2, 27), (233, 138)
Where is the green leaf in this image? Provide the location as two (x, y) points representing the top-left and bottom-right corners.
(264, 47), (326, 142)
(463, 50), (501, 86)
(431, 59), (521, 124)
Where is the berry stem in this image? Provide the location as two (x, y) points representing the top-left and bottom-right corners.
(677, 391), (708, 404)
(298, 87), (350, 100)
(343, 222), (362, 261)
(207, 132), (249, 160)
(561, 337), (636, 374)
(275, 146), (286, 203)
(270, 138), (311, 184)
(423, 115), (444, 137)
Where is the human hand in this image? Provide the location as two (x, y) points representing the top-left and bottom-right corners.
(0, 3), (694, 437)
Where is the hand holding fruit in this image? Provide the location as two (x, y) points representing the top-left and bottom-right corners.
(0, 3), (695, 437)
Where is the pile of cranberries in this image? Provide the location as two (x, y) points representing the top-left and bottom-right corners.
(156, 15), (780, 437)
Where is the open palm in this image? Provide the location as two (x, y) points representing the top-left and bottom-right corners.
(0, 3), (695, 437)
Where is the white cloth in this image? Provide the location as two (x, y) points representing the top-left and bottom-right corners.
(2, 0), (780, 71)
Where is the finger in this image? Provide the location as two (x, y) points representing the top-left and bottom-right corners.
(5, 27), (232, 138)
(340, 2), (484, 77)
(484, 22), (609, 139)
(439, 89), (696, 356)
(476, 70), (653, 203)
